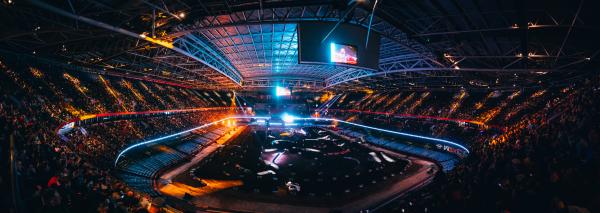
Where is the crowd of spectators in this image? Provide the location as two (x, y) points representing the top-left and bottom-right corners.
(67, 112), (232, 168)
(0, 60), (232, 212)
(332, 77), (600, 212)
(2, 55), (600, 212)
(332, 86), (553, 128)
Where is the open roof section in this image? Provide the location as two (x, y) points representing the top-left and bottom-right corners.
(1, 0), (598, 91)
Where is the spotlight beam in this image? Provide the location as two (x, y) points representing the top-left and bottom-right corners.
(320, 1), (360, 44)
(365, 0), (381, 48)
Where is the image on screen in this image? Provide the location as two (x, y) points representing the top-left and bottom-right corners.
(330, 43), (358, 65)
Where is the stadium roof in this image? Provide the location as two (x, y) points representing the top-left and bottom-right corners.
(1, 0), (598, 91)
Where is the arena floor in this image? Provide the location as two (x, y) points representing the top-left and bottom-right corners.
(157, 125), (438, 212)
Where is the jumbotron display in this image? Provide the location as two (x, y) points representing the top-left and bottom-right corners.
(298, 21), (380, 70)
(330, 43), (358, 65)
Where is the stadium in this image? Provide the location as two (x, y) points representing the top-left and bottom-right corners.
(1, 0), (599, 212)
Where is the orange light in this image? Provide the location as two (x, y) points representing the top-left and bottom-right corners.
(143, 37), (173, 49)
(79, 114), (97, 120)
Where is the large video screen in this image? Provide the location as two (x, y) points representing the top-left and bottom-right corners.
(330, 43), (358, 65)
(298, 22), (380, 70)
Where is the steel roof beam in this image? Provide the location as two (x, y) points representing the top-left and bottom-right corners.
(243, 77), (324, 88)
(173, 34), (243, 83)
(28, 0), (243, 86)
